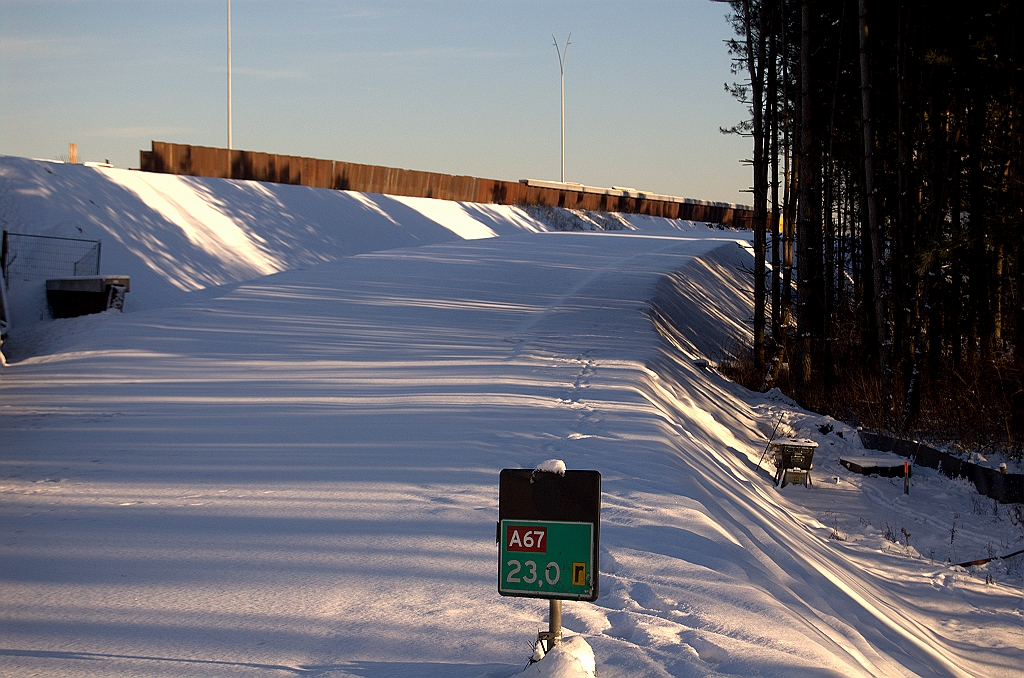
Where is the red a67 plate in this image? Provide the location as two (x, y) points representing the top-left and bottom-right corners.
(505, 525), (547, 552)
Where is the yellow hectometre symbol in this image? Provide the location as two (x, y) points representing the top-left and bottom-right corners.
(572, 562), (586, 586)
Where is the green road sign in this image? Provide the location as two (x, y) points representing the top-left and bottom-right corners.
(499, 519), (594, 600)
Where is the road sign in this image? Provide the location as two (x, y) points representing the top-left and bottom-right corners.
(499, 520), (594, 599)
(497, 468), (601, 602)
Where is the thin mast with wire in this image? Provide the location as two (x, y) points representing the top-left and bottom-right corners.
(553, 34), (571, 183)
(227, 0), (233, 150)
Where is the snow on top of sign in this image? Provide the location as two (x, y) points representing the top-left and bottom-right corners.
(535, 459), (567, 476)
(771, 437), (818, 448)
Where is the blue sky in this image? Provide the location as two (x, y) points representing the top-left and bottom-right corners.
(1, 1), (753, 204)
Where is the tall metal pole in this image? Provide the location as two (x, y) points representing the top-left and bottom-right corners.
(227, 0), (233, 151)
(553, 34), (570, 183)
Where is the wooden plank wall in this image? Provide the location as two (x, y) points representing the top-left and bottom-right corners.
(140, 141), (754, 229)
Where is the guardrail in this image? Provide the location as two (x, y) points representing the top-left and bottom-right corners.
(860, 431), (1023, 504)
(139, 141), (756, 229)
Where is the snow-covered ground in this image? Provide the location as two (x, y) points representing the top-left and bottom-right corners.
(1, 157), (1022, 677)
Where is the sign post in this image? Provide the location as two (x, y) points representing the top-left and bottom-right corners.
(498, 466), (601, 651)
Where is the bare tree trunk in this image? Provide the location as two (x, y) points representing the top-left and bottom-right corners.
(835, 172), (846, 311)
(822, 2), (846, 395)
(796, 0), (816, 394)
(743, 0), (769, 371)
(783, 128), (796, 330)
(858, 0), (893, 422)
(896, 2), (921, 431)
(993, 243), (1003, 344)
(782, 82), (795, 332)
(781, 2), (795, 332)
(967, 81), (992, 360)
(769, 0), (782, 345)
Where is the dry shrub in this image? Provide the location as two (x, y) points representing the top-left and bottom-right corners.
(721, 333), (1023, 460)
(917, 352), (1023, 459)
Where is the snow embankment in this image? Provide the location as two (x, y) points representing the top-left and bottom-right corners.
(0, 156), (709, 332)
(0, 156), (539, 323)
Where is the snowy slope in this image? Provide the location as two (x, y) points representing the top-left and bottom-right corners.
(0, 156), (552, 323)
(1, 158), (1022, 677)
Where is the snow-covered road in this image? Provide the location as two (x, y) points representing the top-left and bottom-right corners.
(1, 158), (1021, 677)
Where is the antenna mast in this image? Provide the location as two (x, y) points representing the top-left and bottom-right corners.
(553, 34), (571, 183)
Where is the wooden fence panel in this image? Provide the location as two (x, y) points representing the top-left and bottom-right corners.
(432, 174), (448, 201)
(454, 176), (473, 202)
(267, 155), (281, 183)
(333, 161), (349, 190)
(300, 157), (317, 187)
(251, 152), (271, 182)
(357, 165), (373, 193)
(332, 162), (348, 190)
(454, 175), (469, 201)
(425, 171), (442, 199)
(313, 159), (332, 189)
(196, 146), (225, 178)
(232, 151), (249, 180)
(281, 155), (296, 185)
(401, 168), (416, 196)
(368, 165), (382, 194)
(168, 142), (188, 174)
(412, 170), (433, 199)
(272, 155), (288, 184)
(371, 165), (387, 194)
(387, 167), (402, 196)
(446, 174), (461, 201)
(476, 179), (492, 204)
(371, 165), (388, 194)
(377, 165), (393, 194)
(214, 147), (230, 178)
(357, 164), (373, 193)
(289, 155), (305, 185)
(512, 182), (530, 205)
(424, 171), (441, 199)
(351, 163), (366, 192)
(227, 150), (241, 179)
(353, 163), (372, 193)
(524, 186), (547, 206)
(336, 162), (355, 191)
(277, 155), (294, 184)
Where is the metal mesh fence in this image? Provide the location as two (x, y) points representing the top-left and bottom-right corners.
(2, 231), (101, 285)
